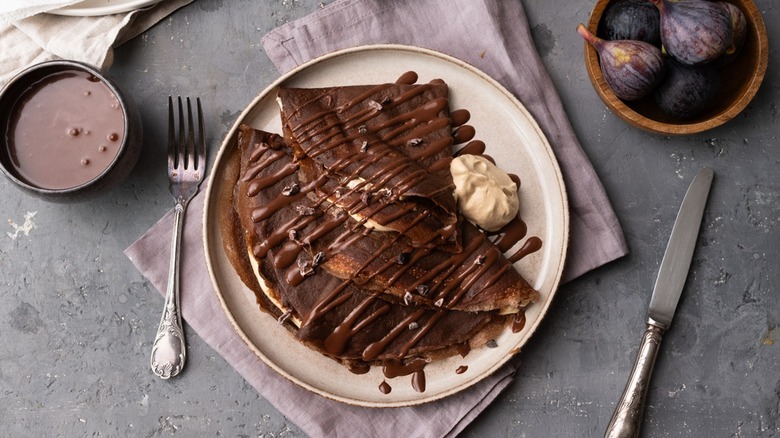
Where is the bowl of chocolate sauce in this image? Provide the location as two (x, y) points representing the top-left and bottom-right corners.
(0, 60), (142, 202)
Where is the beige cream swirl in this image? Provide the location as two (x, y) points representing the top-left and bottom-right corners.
(450, 155), (519, 232)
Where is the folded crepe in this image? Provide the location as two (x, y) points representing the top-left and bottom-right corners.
(222, 127), (508, 372)
(278, 74), (460, 252)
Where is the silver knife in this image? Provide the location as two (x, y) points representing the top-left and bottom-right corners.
(604, 167), (714, 438)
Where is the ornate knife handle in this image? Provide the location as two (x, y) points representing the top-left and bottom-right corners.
(604, 323), (666, 438)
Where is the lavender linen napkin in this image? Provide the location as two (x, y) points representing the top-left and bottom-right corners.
(126, 1), (628, 437)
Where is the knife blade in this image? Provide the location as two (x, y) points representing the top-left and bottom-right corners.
(648, 167), (714, 329)
(604, 167), (714, 438)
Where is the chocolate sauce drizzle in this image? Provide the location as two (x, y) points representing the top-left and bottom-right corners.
(241, 72), (543, 393)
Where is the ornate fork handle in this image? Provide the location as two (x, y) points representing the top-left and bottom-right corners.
(150, 198), (189, 379)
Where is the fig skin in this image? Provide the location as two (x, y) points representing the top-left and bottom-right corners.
(599, 0), (661, 46)
(654, 59), (719, 119)
(650, 0), (732, 65)
(578, 23), (665, 101)
(719, 2), (747, 62)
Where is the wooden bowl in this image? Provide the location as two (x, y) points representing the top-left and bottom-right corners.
(584, 0), (768, 135)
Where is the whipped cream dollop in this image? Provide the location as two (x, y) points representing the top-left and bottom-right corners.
(450, 155), (519, 232)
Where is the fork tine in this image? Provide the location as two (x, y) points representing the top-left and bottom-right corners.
(167, 96), (176, 170)
(177, 96), (185, 170)
(195, 97), (205, 172)
(185, 97), (196, 170)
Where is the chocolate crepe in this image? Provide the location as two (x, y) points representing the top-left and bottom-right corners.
(222, 126), (508, 370)
(277, 75), (538, 314)
(278, 76), (460, 253)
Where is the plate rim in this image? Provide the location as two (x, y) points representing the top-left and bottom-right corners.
(48, 0), (163, 16)
(202, 43), (570, 407)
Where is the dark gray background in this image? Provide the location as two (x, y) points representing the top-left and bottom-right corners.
(2, 1), (778, 436)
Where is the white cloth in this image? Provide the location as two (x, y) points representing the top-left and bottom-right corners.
(0, 0), (193, 86)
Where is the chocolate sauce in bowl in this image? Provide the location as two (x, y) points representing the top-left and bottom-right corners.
(6, 70), (124, 190)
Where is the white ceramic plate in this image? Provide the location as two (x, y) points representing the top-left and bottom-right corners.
(49, 0), (162, 16)
(203, 45), (569, 407)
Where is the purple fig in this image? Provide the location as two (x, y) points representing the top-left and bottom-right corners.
(649, 0), (732, 65)
(599, 0), (661, 46)
(720, 2), (747, 60)
(578, 23), (665, 101)
(654, 59), (719, 119)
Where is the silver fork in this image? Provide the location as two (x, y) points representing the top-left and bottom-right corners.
(150, 96), (206, 379)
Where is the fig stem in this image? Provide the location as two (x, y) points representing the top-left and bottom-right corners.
(576, 23), (601, 48)
(648, 0), (664, 11)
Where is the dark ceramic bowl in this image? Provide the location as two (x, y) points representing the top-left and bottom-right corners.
(0, 60), (142, 202)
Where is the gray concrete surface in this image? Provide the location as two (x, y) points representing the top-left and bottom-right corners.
(2, 0), (778, 436)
